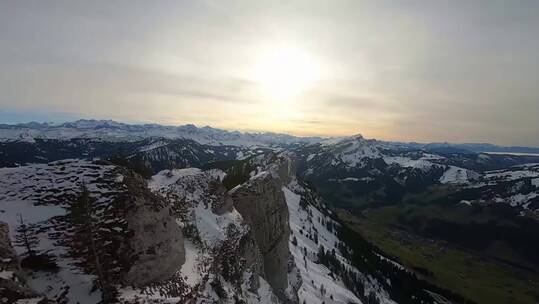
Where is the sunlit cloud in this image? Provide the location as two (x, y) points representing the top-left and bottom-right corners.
(0, 1), (538, 146)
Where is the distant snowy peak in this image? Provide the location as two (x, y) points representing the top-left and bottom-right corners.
(2, 119), (538, 154)
(333, 138), (383, 167)
(0, 119), (323, 147)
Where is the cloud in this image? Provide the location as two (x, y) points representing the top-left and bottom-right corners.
(0, 0), (538, 146)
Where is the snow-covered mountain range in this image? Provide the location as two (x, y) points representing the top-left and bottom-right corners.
(2, 119), (538, 153)
(2, 120), (539, 213)
(0, 120), (323, 147)
(292, 135), (539, 214)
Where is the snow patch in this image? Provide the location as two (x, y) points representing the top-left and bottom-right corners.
(440, 166), (477, 184)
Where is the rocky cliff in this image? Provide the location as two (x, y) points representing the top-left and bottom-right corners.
(122, 171), (186, 286)
(146, 168), (272, 302)
(230, 155), (295, 301)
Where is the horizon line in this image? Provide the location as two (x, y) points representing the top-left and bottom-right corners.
(2, 117), (539, 149)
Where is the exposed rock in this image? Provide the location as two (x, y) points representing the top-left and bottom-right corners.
(0, 222), (39, 302)
(149, 167), (284, 302)
(230, 164), (293, 300)
(122, 171), (186, 287)
(208, 179), (235, 215)
(268, 152), (297, 186)
(213, 224), (265, 291)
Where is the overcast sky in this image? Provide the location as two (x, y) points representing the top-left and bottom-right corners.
(1, 1), (538, 146)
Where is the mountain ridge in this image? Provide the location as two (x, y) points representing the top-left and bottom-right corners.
(2, 119), (538, 153)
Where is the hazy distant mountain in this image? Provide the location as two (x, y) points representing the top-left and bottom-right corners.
(2, 120), (538, 154)
(396, 141), (539, 154)
(0, 119), (323, 147)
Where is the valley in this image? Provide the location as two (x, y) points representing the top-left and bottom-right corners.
(337, 208), (539, 304)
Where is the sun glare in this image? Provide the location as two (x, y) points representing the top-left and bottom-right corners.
(254, 47), (318, 100)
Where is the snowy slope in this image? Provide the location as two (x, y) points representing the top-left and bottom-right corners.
(285, 186), (361, 304)
(383, 156), (438, 172)
(456, 163), (539, 212)
(284, 179), (395, 304)
(0, 159), (127, 304)
(439, 165), (479, 184)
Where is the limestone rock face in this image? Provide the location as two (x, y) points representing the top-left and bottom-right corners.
(148, 168), (276, 301)
(237, 233), (265, 291)
(122, 172), (186, 287)
(268, 153), (297, 186)
(208, 179), (235, 215)
(230, 160), (293, 300)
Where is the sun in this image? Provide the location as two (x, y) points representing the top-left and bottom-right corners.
(253, 46), (318, 100)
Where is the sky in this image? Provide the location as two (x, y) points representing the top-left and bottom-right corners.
(1, 1), (538, 146)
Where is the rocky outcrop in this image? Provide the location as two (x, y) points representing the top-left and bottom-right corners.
(268, 152), (297, 186)
(148, 168), (277, 301)
(230, 154), (296, 300)
(208, 179), (235, 215)
(0, 222), (38, 302)
(122, 171), (186, 287)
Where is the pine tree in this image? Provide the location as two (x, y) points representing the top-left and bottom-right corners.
(320, 283), (326, 297)
(14, 213), (40, 257)
(317, 245), (326, 264)
(67, 184), (116, 303)
(291, 235), (298, 246)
